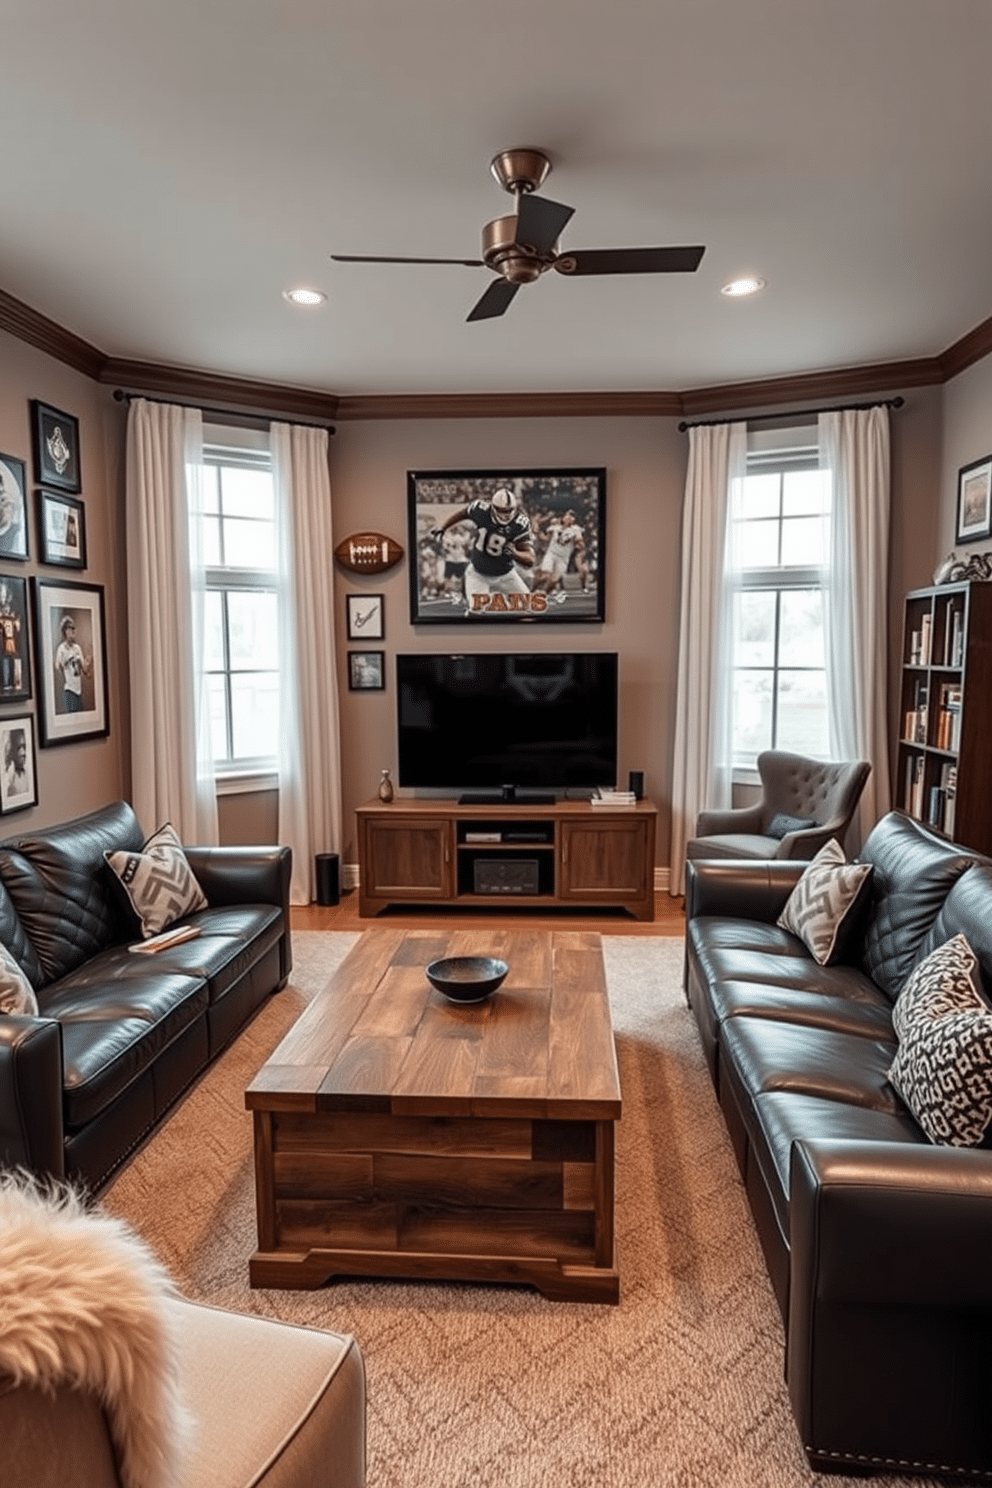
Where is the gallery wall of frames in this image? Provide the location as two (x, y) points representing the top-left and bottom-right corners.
(0, 399), (108, 817)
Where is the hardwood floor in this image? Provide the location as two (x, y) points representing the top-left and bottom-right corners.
(291, 888), (685, 936)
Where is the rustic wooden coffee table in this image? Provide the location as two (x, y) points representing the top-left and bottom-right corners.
(246, 927), (621, 1302)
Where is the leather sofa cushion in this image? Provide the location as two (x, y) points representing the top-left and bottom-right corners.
(0, 802), (145, 986)
(858, 812), (979, 1000)
(722, 1017), (901, 1112)
(914, 865), (992, 994)
(40, 966), (208, 1128)
(717, 981), (895, 1040)
(691, 935), (882, 1001)
(138, 905), (283, 1003)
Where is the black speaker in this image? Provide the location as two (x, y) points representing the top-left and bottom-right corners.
(315, 852), (340, 906)
(628, 770), (644, 800)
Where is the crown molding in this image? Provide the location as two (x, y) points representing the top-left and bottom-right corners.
(0, 288), (104, 380)
(940, 313), (992, 382)
(334, 390), (684, 420)
(677, 356), (945, 418)
(4, 280), (992, 423)
(100, 358), (340, 423)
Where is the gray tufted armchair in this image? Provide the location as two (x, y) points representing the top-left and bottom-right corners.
(686, 750), (871, 864)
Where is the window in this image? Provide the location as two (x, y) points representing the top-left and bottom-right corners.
(201, 438), (279, 773)
(728, 433), (831, 765)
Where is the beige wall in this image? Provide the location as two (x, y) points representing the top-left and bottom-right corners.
(0, 331), (129, 830)
(0, 322), (963, 875)
(940, 354), (992, 553)
(329, 416), (685, 870)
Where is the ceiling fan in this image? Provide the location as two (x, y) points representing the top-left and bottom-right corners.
(330, 148), (705, 322)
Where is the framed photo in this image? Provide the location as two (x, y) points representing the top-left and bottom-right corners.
(30, 400), (81, 494)
(0, 453), (29, 561)
(956, 455), (992, 544)
(0, 575), (32, 703)
(348, 650), (385, 691)
(407, 467), (607, 624)
(0, 714), (37, 814)
(37, 490), (86, 568)
(346, 593), (384, 641)
(32, 578), (109, 746)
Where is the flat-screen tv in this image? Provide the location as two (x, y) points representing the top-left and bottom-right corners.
(396, 651), (618, 802)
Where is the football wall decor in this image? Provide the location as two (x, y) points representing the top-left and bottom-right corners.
(334, 532), (404, 574)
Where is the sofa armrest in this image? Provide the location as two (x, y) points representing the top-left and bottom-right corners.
(696, 802), (765, 836)
(787, 1137), (992, 1473)
(685, 858), (806, 923)
(183, 844), (292, 913)
(0, 1016), (65, 1180)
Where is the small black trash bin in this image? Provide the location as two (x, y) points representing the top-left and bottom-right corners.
(314, 852), (340, 906)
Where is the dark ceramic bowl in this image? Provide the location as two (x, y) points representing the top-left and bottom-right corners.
(426, 955), (509, 1004)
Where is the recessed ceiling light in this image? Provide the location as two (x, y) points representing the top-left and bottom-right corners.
(721, 276), (766, 298)
(283, 287), (326, 306)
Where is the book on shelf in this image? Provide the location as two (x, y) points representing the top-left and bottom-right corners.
(591, 788), (636, 807)
(904, 754), (925, 819)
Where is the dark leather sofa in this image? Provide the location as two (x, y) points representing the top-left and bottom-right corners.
(0, 800), (291, 1192)
(685, 810), (992, 1481)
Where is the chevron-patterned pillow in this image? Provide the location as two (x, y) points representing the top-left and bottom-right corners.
(776, 837), (872, 965)
(104, 823), (207, 939)
(888, 934), (992, 1146)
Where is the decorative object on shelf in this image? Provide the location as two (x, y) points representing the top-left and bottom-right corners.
(407, 466), (606, 624)
(30, 400), (81, 495)
(935, 550), (992, 584)
(956, 455), (992, 544)
(334, 531), (404, 574)
(0, 574), (31, 703)
(378, 768), (394, 802)
(425, 955), (509, 1004)
(346, 592), (384, 640)
(37, 489), (86, 569)
(32, 577), (109, 746)
(347, 649), (385, 691)
(0, 713), (37, 813)
(0, 453), (28, 561)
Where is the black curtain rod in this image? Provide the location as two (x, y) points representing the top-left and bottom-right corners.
(677, 395), (904, 433)
(112, 388), (336, 434)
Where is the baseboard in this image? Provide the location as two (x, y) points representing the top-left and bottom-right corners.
(344, 862), (670, 895)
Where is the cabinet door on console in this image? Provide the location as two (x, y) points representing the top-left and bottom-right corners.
(559, 819), (652, 909)
(362, 818), (455, 900)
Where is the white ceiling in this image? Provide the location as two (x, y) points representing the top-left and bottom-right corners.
(2, 0), (990, 399)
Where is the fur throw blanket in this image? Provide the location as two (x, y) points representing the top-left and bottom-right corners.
(0, 1173), (193, 1488)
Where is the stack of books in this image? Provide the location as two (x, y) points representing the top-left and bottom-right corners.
(591, 787), (637, 809)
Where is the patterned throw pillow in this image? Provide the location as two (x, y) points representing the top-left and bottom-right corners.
(776, 837), (872, 966)
(0, 941), (37, 1016)
(104, 823), (207, 939)
(888, 934), (992, 1147)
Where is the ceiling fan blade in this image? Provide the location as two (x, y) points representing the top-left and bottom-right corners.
(466, 278), (520, 322)
(331, 253), (484, 267)
(515, 194), (575, 255)
(554, 245), (705, 276)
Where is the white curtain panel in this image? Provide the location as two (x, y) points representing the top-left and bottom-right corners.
(125, 399), (218, 844)
(820, 405), (892, 847)
(669, 421), (748, 893)
(271, 422), (342, 905)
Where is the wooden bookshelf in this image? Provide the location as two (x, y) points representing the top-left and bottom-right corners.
(896, 582), (992, 853)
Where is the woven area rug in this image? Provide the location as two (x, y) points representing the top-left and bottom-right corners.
(103, 931), (941, 1488)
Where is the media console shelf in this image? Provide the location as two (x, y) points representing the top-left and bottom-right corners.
(356, 798), (658, 921)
